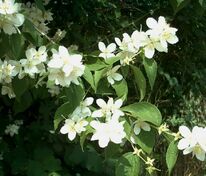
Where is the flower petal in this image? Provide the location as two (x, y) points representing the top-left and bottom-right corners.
(98, 42), (106, 52)
(141, 122), (151, 132)
(60, 125), (69, 134)
(107, 43), (116, 52)
(178, 138), (190, 150)
(146, 17), (158, 29)
(92, 110), (103, 118)
(96, 98), (107, 108)
(179, 126), (191, 138)
(134, 124), (141, 135)
(112, 73), (123, 81)
(68, 131), (76, 140)
(144, 46), (155, 59)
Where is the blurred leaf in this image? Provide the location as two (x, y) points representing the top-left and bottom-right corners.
(115, 152), (140, 176)
(13, 91), (33, 114)
(105, 56), (120, 65)
(143, 58), (157, 90)
(170, 0), (191, 14)
(133, 129), (156, 154)
(112, 79), (128, 101)
(94, 68), (108, 92)
(85, 57), (108, 71)
(54, 85), (84, 129)
(27, 160), (46, 176)
(9, 34), (25, 59)
(34, 0), (45, 11)
(83, 66), (95, 90)
(12, 77), (29, 101)
(131, 65), (146, 101)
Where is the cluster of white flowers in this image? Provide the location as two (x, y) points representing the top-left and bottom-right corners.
(0, 45), (85, 98)
(47, 46), (85, 87)
(98, 16), (178, 65)
(60, 97), (93, 140)
(23, 2), (53, 34)
(5, 119), (23, 137)
(97, 16), (178, 86)
(0, 46), (48, 98)
(0, 59), (18, 98)
(19, 46), (47, 78)
(60, 97), (126, 148)
(0, 0), (25, 35)
(91, 98), (126, 148)
(178, 126), (206, 161)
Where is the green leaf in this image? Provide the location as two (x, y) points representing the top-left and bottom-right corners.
(131, 65), (146, 101)
(83, 66), (95, 90)
(34, 0), (45, 11)
(112, 79), (128, 101)
(9, 34), (25, 59)
(33, 147), (61, 172)
(105, 56), (121, 65)
(0, 33), (9, 57)
(143, 58), (157, 90)
(166, 141), (178, 176)
(27, 160), (46, 176)
(170, 0), (191, 14)
(123, 120), (133, 140)
(80, 126), (93, 151)
(94, 68), (108, 91)
(85, 57), (107, 71)
(115, 152), (140, 176)
(54, 102), (72, 130)
(133, 129), (156, 154)
(12, 77), (29, 101)
(13, 91), (33, 114)
(54, 85), (84, 129)
(105, 143), (121, 159)
(122, 102), (162, 126)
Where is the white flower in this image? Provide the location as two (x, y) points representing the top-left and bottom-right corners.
(177, 126), (198, 150)
(47, 84), (60, 97)
(92, 98), (124, 120)
(178, 126), (206, 161)
(117, 51), (136, 65)
(115, 33), (139, 53)
(48, 46), (85, 87)
(90, 119), (126, 148)
(142, 35), (167, 59)
(107, 65), (123, 85)
(197, 128), (206, 152)
(0, 0), (20, 15)
(60, 119), (88, 141)
(20, 58), (39, 78)
(1, 85), (15, 98)
(23, 2), (53, 34)
(133, 120), (151, 135)
(146, 16), (178, 49)
(115, 37), (128, 51)
(5, 124), (20, 136)
(72, 97), (94, 120)
(14, 120), (23, 125)
(183, 144), (205, 161)
(98, 42), (116, 59)
(0, 60), (17, 83)
(0, 0), (24, 35)
(26, 46), (47, 65)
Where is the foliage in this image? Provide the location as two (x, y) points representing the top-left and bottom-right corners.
(0, 0), (206, 176)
